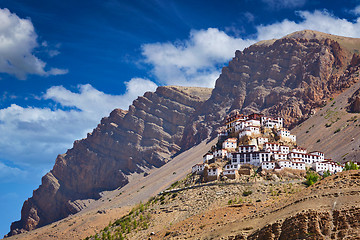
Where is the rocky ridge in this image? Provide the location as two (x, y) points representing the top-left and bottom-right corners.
(8, 30), (360, 237)
(7, 86), (212, 236)
(182, 31), (360, 149)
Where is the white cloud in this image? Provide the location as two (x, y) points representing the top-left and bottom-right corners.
(48, 50), (60, 57)
(256, 10), (360, 40)
(0, 162), (26, 182)
(124, 77), (158, 102)
(0, 8), (67, 79)
(0, 80), (157, 176)
(261, 0), (306, 9)
(141, 8), (360, 90)
(46, 68), (69, 76)
(350, 5), (360, 16)
(142, 28), (255, 87)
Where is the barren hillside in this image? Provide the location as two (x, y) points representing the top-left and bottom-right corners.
(7, 30), (360, 239)
(292, 79), (360, 163)
(120, 170), (360, 240)
(5, 138), (217, 240)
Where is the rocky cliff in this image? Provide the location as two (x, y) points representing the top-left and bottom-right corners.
(7, 86), (212, 236)
(247, 208), (360, 240)
(8, 30), (360, 236)
(181, 30), (360, 149)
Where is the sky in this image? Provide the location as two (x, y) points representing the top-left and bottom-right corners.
(1, 0), (360, 236)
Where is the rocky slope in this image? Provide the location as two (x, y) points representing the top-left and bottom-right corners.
(8, 30), (360, 237)
(291, 78), (360, 164)
(114, 170), (360, 240)
(7, 86), (212, 236)
(182, 30), (360, 149)
(245, 170), (360, 240)
(248, 208), (360, 239)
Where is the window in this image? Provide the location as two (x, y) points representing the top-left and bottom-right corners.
(246, 154), (250, 162)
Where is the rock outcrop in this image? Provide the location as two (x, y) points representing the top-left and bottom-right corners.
(247, 208), (360, 240)
(181, 31), (360, 149)
(243, 170), (360, 240)
(8, 30), (360, 237)
(7, 86), (212, 237)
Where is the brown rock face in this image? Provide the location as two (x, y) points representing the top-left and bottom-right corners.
(347, 91), (360, 113)
(7, 86), (212, 237)
(247, 208), (360, 240)
(181, 33), (360, 149)
(347, 64), (360, 112)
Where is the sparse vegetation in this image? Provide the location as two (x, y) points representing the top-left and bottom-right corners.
(322, 170), (331, 178)
(243, 190), (253, 196)
(344, 161), (359, 171)
(86, 200), (152, 240)
(170, 181), (179, 189)
(334, 128), (341, 134)
(347, 116), (358, 122)
(305, 171), (319, 186)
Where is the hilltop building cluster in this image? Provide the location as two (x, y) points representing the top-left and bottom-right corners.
(192, 112), (344, 181)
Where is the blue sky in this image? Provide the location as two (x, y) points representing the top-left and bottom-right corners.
(1, 0), (360, 236)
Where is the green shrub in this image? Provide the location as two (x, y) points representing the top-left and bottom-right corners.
(322, 170), (331, 178)
(170, 181), (179, 188)
(243, 190), (253, 196)
(305, 171), (319, 186)
(139, 203), (144, 212)
(334, 128), (340, 134)
(344, 161), (359, 170)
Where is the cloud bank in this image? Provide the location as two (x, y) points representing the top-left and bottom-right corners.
(141, 8), (360, 88)
(142, 28), (255, 87)
(0, 8), (67, 79)
(0, 79), (157, 175)
(256, 10), (360, 40)
(261, 0), (307, 10)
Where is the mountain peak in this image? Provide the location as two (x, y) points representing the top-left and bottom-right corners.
(284, 30), (360, 53)
(284, 29), (337, 40)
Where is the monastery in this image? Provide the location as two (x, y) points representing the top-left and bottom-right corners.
(192, 112), (344, 181)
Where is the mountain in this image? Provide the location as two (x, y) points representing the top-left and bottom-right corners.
(7, 86), (212, 236)
(181, 30), (360, 149)
(7, 30), (360, 237)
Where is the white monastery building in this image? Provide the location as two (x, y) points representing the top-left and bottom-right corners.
(192, 112), (344, 181)
(214, 149), (228, 158)
(222, 138), (237, 150)
(203, 152), (214, 162)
